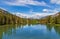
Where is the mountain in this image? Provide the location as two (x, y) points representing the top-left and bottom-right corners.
(0, 8), (60, 25)
(39, 12), (60, 24)
(0, 9), (39, 25)
(14, 13), (44, 19)
(0, 9), (27, 25)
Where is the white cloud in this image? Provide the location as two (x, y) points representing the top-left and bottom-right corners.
(0, 7), (7, 11)
(43, 9), (49, 12)
(31, 12), (56, 17)
(13, 11), (57, 19)
(13, 12), (31, 18)
(13, 8), (59, 19)
(51, 0), (60, 4)
(5, 0), (47, 6)
(43, 9), (59, 13)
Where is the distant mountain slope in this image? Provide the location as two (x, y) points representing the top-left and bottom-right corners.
(39, 12), (60, 24)
(0, 9), (27, 25)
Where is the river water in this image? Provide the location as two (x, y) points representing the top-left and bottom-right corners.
(0, 24), (60, 39)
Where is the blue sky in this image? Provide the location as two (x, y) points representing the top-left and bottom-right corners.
(0, 0), (60, 18)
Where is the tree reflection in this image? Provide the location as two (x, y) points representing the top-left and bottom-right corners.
(0, 24), (60, 39)
(46, 24), (53, 32)
(0, 23), (40, 39)
(54, 26), (60, 35)
(0, 24), (26, 39)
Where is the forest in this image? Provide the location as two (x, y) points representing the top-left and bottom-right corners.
(0, 9), (38, 25)
(0, 8), (60, 25)
(39, 12), (60, 24)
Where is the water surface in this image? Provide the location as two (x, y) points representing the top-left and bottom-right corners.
(0, 24), (60, 39)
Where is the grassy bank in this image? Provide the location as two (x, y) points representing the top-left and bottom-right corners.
(46, 24), (60, 26)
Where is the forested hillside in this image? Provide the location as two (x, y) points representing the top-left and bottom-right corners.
(0, 9), (39, 25)
(0, 9), (27, 25)
(39, 12), (60, 24)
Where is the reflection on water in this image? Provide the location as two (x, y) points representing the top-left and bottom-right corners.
(0, 24), (60, 39)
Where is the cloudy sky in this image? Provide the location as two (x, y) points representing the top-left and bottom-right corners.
(0, 0), (60, 18)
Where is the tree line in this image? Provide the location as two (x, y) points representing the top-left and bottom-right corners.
(0, 9), (39, 25)
(0, 9), (60, 25)
(39, 12), (60, 24)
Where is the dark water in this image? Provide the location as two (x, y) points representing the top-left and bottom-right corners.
(0, 24), (60, 39)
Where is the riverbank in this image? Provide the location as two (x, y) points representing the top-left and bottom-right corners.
(47, 24), (60, 26)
